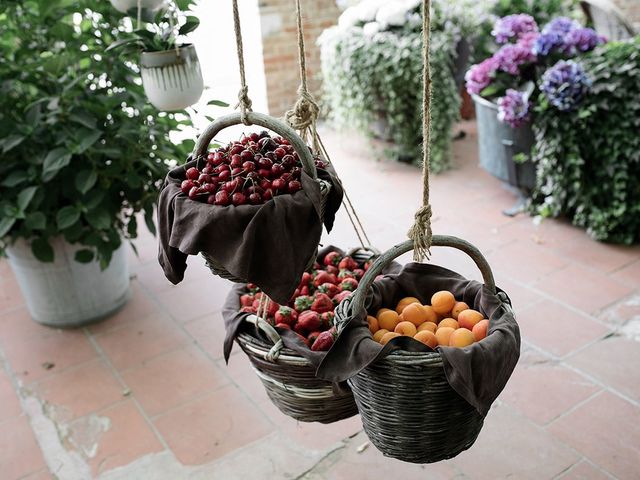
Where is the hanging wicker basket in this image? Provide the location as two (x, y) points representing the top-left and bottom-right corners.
(236, 315), (358, 424)
(332, 236), (504, 463)
(192, 111), (332, 283)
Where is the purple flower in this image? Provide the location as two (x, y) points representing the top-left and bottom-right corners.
(543, 16), (581, 35)
(497, 89), (531, 128)
(517, 31), (540, 52)
(541, 60), (591, 111)
(494, 44), (537, 75)
(533, 31), (564, 56)
(465, 57), (499, 95)
(565, 27), (606, 54)
(492, 14), (539, 44)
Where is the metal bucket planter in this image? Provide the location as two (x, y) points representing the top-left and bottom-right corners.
(140, 44), (204, 111)
(472, 94), (536, 191)
(6, 238), (130, 328)
(110, 0), (166, 14)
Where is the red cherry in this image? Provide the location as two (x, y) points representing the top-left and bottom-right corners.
(259, 179), (271, 190)
(203, 183), (217, 193)
(223, 179), (240, 193)
(188, 186), (200, 200)
(215, 164), (230, 173)
(198, 173), (212, 184)
(231, 167), (244, 177)
(257, 169), (271, 179)
(288, 180), (302, 193)
(263, 188), (273, 201)
(274, 147), (286, 159)
(181, 179), (194, 194)
(240, 150), (253, 161)
(230, 154), (242, 168)
(280, 172), (292, 183)
(218, 170), (231, 182)
(264, 151), (276, 161)
(247, 185), (263, 195)
(258, 157), (273, 169)
(291, 167), (301, 179)
(271, 164), (285, 176)
(230, 144), (243, 155)
(232, 192), (247, 206)
(207, 194), (216, 204)
(202, 165), (213, 175)
(249, 132), (260, 142)
(214, 190), (230, 206)
(241, 136), (249, 145)
(186, 167), (199, 180)
(281, 154), (295, 169)
(272, 178), (285, 191)
(242, 161), (256, 172)
(249, 192), (262, 205)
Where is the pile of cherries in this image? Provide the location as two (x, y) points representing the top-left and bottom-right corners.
(181, 131), (326, 206)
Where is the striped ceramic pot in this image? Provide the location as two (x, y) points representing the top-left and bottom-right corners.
(140, 44), (204, 111)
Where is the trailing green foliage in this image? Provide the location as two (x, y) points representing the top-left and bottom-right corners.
(321, 27), (460, 172)
(531, 38), (640, 244)
(0, 0), (196, 266)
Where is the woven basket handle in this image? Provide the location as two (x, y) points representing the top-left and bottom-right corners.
(193, 111), (317, 180)
(243, 314), (284, 362)
(348, 235), (496, 316)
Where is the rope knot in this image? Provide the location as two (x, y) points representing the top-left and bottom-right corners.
(235, 85), (253, 125)
(407, 204), (433, 262)
(285, 87), (319, 131)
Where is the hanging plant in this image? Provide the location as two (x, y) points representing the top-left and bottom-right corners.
(107, 1), (204, 111)
(109, 0), (166, 15)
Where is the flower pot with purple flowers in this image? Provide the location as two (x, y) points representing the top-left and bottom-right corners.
(465, 14), (606, 208)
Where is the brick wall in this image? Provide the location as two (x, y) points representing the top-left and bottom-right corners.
(258, 0), (341, 117)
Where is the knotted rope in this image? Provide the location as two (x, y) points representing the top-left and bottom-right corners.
(285, 0), (372, 250)
(232, 0), (253, 125)
(407, 0), (433, 262)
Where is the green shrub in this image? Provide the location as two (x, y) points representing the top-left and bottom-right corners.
(0, 1), (195, 266)
(531, 37), (640, 244)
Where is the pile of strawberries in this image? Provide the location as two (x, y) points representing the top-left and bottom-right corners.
(181, 131), (327, 206)
(238, 251), (372, 351)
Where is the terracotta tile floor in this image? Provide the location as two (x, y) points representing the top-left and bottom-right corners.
(1, 122), (639, 479)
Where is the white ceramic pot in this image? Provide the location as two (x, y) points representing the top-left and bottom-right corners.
(140, 44), (204, 111)
(110, 0), (166, 14)
(6, 238), (130, 328)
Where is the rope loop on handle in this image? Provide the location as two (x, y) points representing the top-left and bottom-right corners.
(407, 204), (433, 261)
(284, 86), (319, 132)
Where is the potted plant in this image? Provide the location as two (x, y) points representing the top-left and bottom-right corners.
(108, 1), (204, 111)
(465, 14), (605, 195)
(0, 1), (194, 327)
(110, 0), (167, 15)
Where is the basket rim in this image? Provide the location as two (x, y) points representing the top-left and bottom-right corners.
(236, 331), (312, 366)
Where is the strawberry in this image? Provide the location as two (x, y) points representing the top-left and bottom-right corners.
(338, 256), (358, 271)
(300, 271), (313, 288)
(311, 330), (335, 351)
(333, 290), (352, 305)
(339, 278), (359, 292)
(274, 306), (298, 326)
(240, 306), (255, 314)
(296, 332), (311, 347)
(317, 282), (340, 298)
(300, 285), (310, 296)
(313, 271), (337, 287)
(311, 293), (334, 313)
(266, 300), (280, 317)
(353, 268), (365, 280)
(320, 311), (335, 329)
(307, 331), (322, 347)
(338, 269), (355, 279)
(275, 323), (291, 330)
(313, 262), (322, 270)
(294, 295), (314, 313)
(240, 294), (254, 307)
(325, 265), (339, 275)
(323, 251), (342, 267)
(298, 310), (321, 331)
(247, 282), (260, 293)
(364, 260), (373, 271)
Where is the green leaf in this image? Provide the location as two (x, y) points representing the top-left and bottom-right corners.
(75, 170), (97, 194)
(42, 148), (72, 182)
(1, 134), (25, 153)
(56, 206), (80, 230)
(69, 111), (98, 130)
(207, 99), (229, 107)
(0, 217), (16, 238)
(74, 249), (94, 263)
(1, 171), (29, 187)
(25, 212), (46, 230)
(86, 208), (111, 230)
(178, 18), (200, 36)
(105, 37), (142, 52)
(74, 130), (102, 154)
(17, 186), (38, 211)
(31, 238), (54, 262)
(174, 0), (193, 11)
(144, 205), (156, 235)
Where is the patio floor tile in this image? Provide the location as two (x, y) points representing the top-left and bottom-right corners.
(556, 460), (613, 480)
(0, 416), (46, 479)
(88, 282), (159, 335)
(0, 369), (22, 423)
(488, 239), (570, 284)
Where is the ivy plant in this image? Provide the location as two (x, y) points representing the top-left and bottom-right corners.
(320, 13), (465, 172)
(531, 37), (640, 244)
(0, 0), (196, 267)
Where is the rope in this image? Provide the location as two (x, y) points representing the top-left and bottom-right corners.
(137, 0), (142, 30)
(407, 0), (433, 262)
(232, 0), (253, 125)
(285, 0), (371, 250)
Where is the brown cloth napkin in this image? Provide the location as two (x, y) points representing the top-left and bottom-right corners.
(316, 263), (520, 417)
(157, 158), (343, 304)
(221, 245), (402, 363)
